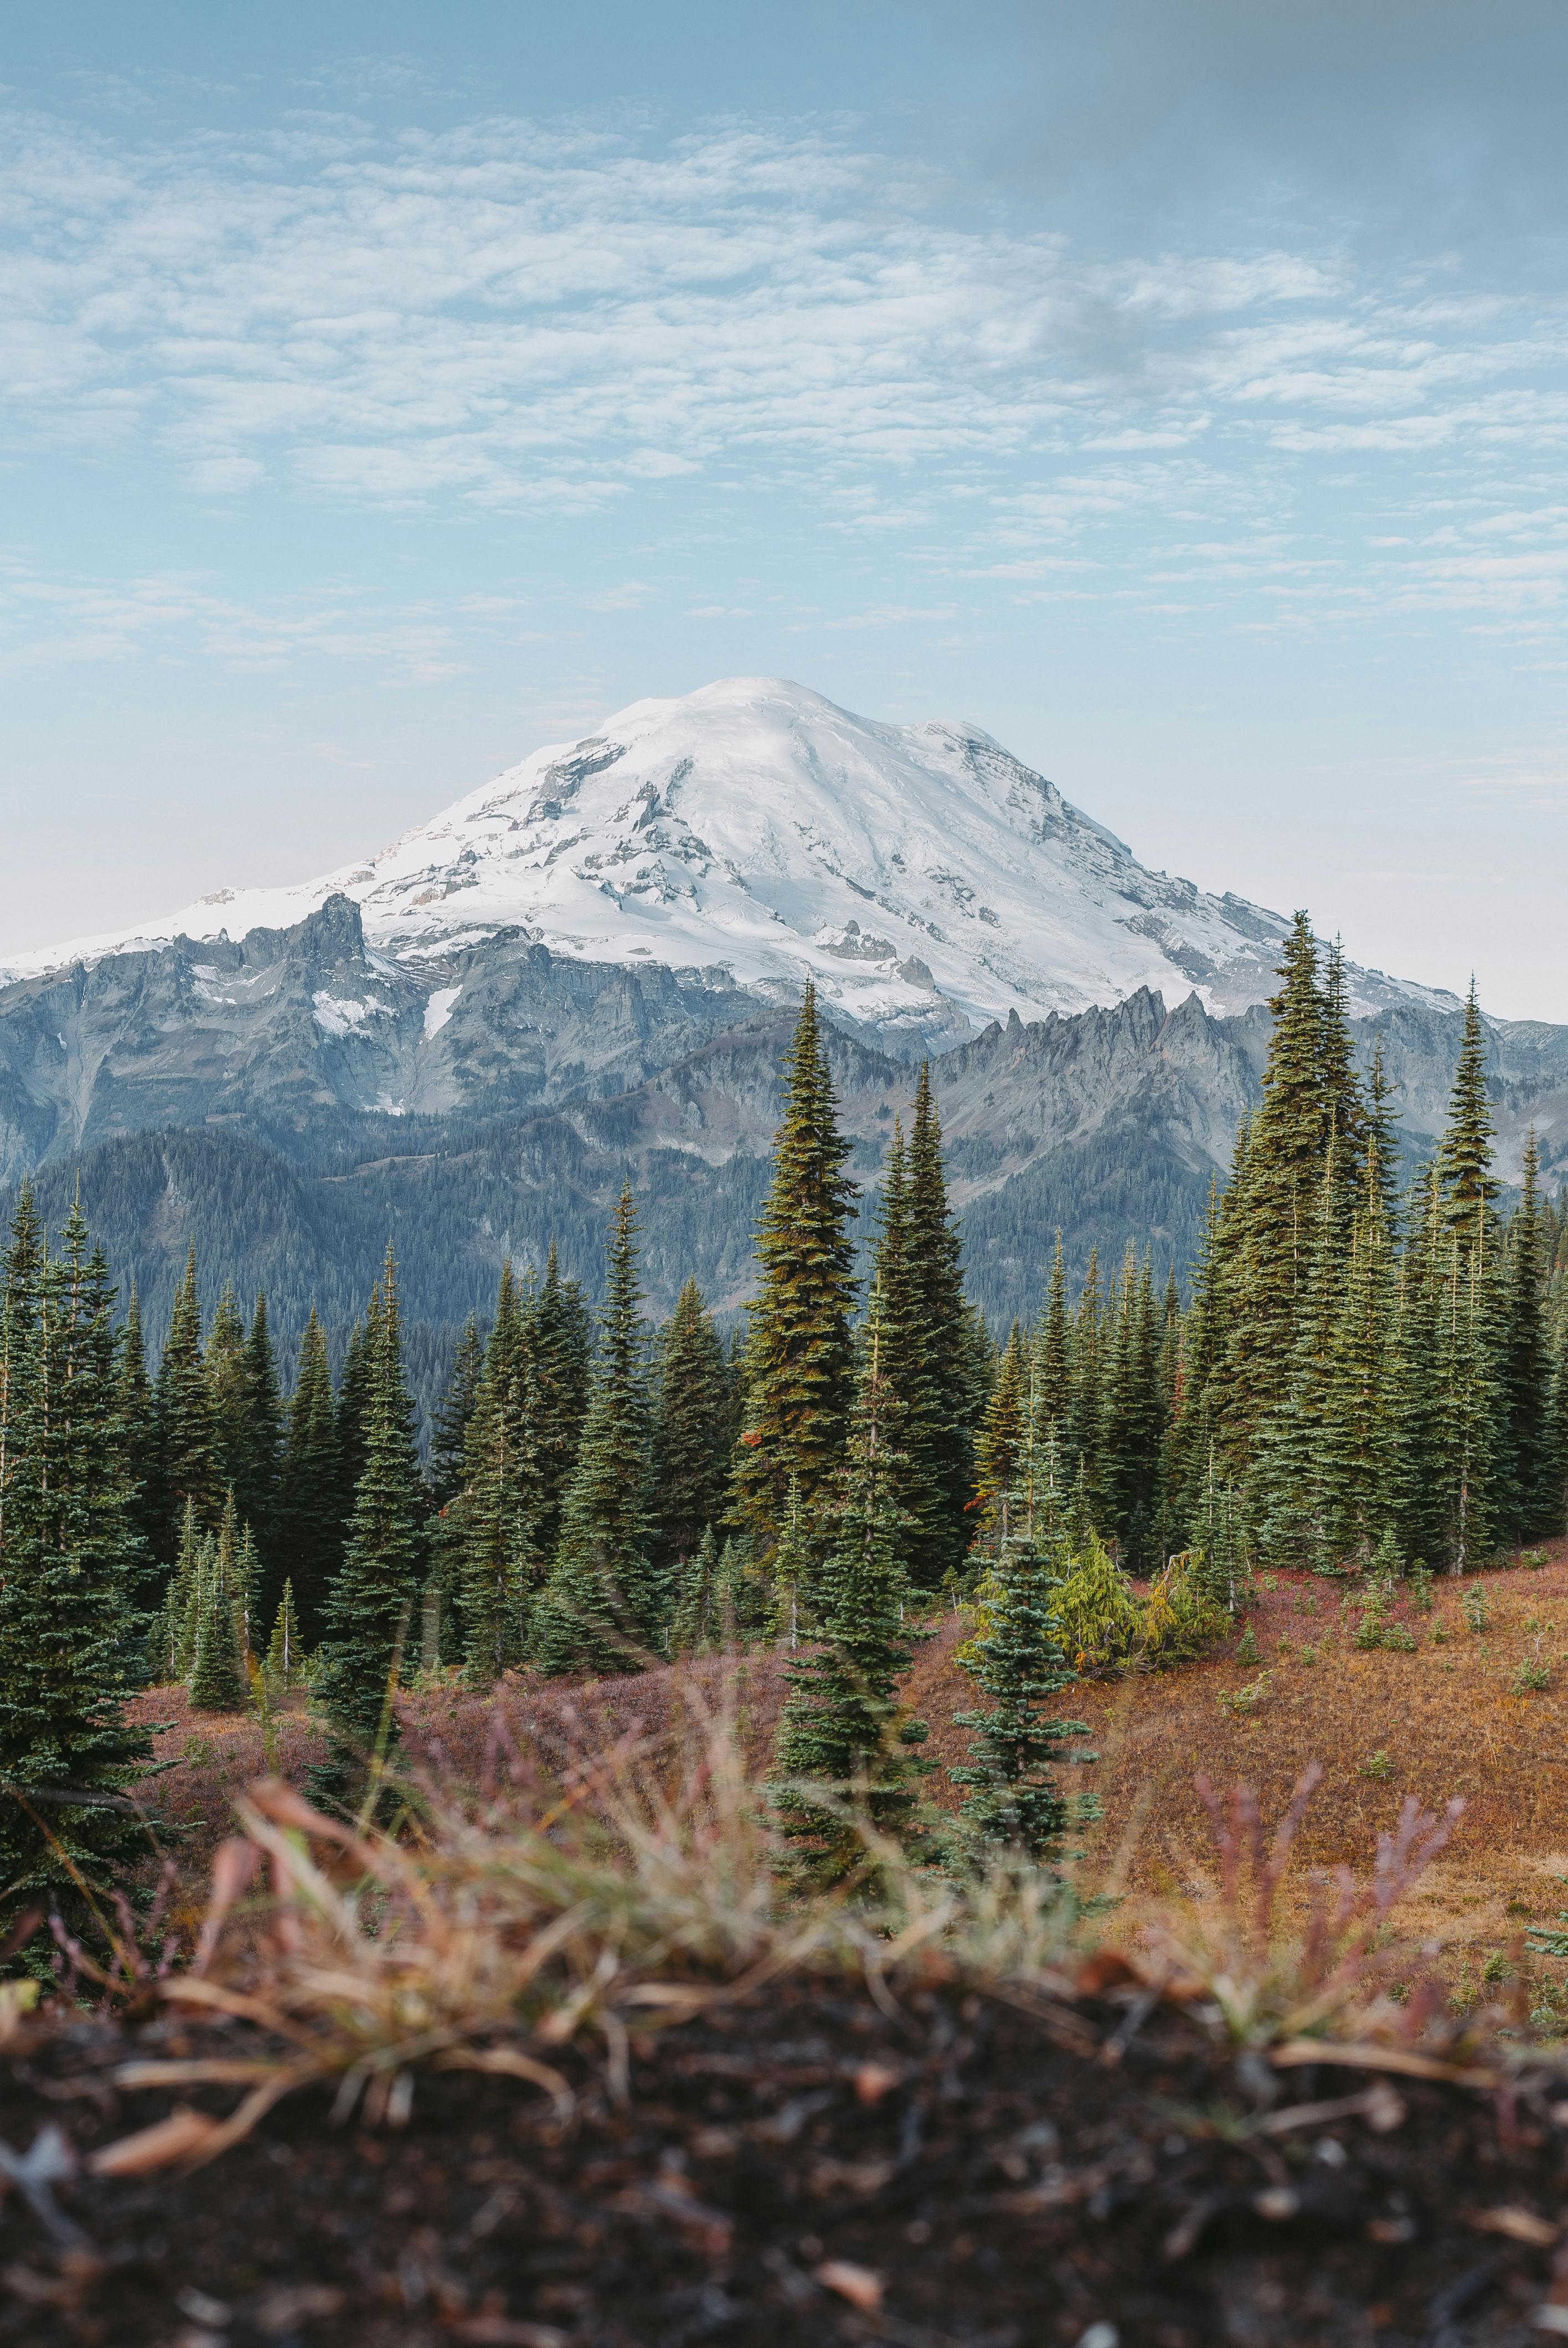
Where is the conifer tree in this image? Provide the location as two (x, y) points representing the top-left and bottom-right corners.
(1100, 1250), (1165, 1568)
(670, 1525), (719, 1655)
(768, 1476), (812, 1644)
(188, 1500), (247, 1714)
(951, 1424), (1090, 1866)
(1219, 916), (1355, 1469)
(905, 1063), (976, 1580)
(1312, 1140), (1402, 1567)
(651, 1278), (731, 1578)
(770, 1286), (929, 1886)
(1504, 1131), (1556, 1539)
(153, 1244), (218, 1559)
(116, 1282), (163, 1595)
(430, 1315), (484, 1510)
(523, 1244), (592, 1564)
(156, 1499), (205, 1683)
(1035, 1235), (1072, 1437)
(0, 1188), (153, 1937)
(867, 1119), (944, 1582)
(974, 1322), (1028, 1545)
(207, 1282), (250, 1498)
(334, 1311), (375, 1529)
(265, 1580), (304, 1688)
(534, 1186), (658, 1676)
(311, 1248), (426, 1812)
(1069, 1249), (1105, 1522)
(273, 1308), (342, 1642)
(732, 984), (859, 1543)
(457, 1273), (533, 1686)
(238, 1294), (283, 1567)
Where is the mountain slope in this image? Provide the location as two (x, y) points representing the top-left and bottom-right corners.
(0, 677), (1452, 1043)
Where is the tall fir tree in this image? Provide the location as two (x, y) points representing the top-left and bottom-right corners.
(650, 1278), (731, 1578)
(311, 1248), (426, 1812)
(0, 1188), (154, 1940)
(1504, 1130), (1557, 1539)
(237, 1293), (283, 1568)
(1034, 1235), (1072, 1440)
(905, 1062), (976, 1582)
(950, 1423), (1090, 1866)
(153, 1244), (218, 1562)
(974, 1322), (1028, 1546)
(770, 1284), (929, 1887)
(272, 1307), (342, 1642)
(534, 1186), (659, 1676)
(731, 984), (859, 1544)
(188, 1494), (247, 1713)
(522, 1244), (593, 1566)
(457, 1266), (534, 1685)
(115, 1281), (163, 1610)
(868, 1119), (945, 1583)
(1219, 916), (1349, 1471)
(1068, 1249), (1106, 1526)
(429, 1315), (484, 1511)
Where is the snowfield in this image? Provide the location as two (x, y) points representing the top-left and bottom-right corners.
(0, 678), (1454, 1036)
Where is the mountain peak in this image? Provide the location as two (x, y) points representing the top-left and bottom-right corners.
(2, 676), (1421, 1037)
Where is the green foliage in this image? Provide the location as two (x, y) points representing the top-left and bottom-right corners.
(949, 1439), (1094, 1865)
(732, 984), (859, 1544)
(1050, 1532), (1144, 1674)
(264, 1580), (306, 1688)
(310, 1247), (426, 1813)
(651, 1278), (732, 1579)
(0, 1186), (156, 1940)
(771, 1286), (930, 1888)
(534, 1187), (659, 1677)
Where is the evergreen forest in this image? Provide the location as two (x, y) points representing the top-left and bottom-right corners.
(3, 921), (1568, 1925)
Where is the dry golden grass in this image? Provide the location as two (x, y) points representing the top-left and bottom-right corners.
(127, 1542), (1568, 2000)
(911, 1538), (1568, 1986)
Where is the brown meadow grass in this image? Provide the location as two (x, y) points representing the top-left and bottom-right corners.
(125, 1538), (1568, 1998)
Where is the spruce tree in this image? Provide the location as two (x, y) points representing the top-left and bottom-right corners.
(429, 1315), (484, 1511)
(188, 1499), (247, 1714)
(974, 1322), (1028, 1546)
(116, 1282), (163, 1602)
(153, 1244), (218, 1560)
(533, 1186), (659, 1676)
(1034, 1235), (1072, 1439)
(651, 1278), (731, 1579)
(1220, 916), (1352, 1471)
(523, 1244), (592, 1564)
(0, 1188), (154, 1939)
(1069, 1249), (1105, 1523)
(311, 1248), (426, 1813)
(334, 1311), (375, 1529)
(732, 984), (859, 1543)
(770, 1285), (929, 1887)
(207, 1282), (250, 1500)
(265, 1580), (305, 1688)
(905, 1063), (976, 1581)
(237, 1293), (283, 1571)
(273, 1309), (342, 1642)
(457, 1273), (533, 1686)
(1504, 1131), (1555, 1540)
(868, 1120), (943, 1584)
(950, 1425), (1090, 1866)
(670, 1525), (719, 1655)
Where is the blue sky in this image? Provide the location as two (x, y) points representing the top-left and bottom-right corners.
(3, 1), (1567, 1012)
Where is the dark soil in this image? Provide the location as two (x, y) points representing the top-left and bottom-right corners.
(3, 1981), (1568, 2347)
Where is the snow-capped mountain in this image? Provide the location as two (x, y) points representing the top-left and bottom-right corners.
(0, 678), (1451, 1041)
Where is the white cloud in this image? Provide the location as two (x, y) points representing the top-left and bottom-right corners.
(0, 106), (1564, 646)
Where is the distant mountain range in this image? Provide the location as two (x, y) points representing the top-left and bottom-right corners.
(3, 678), (1564, 1393)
